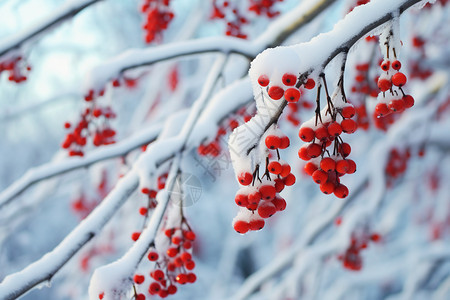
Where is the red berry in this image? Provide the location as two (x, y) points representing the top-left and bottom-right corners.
(392, 60), (401, 70)
(304, 162), (318, 176)
(315, 126), (329, 140)
(249, 219), (265, 230)
(238, 172), (253, 185)
(340, 143), (351, 157)
(257, 201), (277, 218)
(375, 103), (391, 117)
(274, 178), (285, 193)
(184, 231), (196, 240)
(336, 160), (349, 174)
(272, 196), (287, 211)
(298, 146), (310, 161)
(265, 135), (281, 149)
(152, 270), (165, 281)
(136, 294), (146, 300)
(282, 73), (297, 86)
(312, 169), (328, 184)
(131, 232), (141, 241)
(259, 185), (276, 200)
(134, 274), (145, 284)
(258, 75), (270, 87)
(341, 106), (356, 118)
(64, 122), (71, 129)
(320, 181), (335, 194)
(320, 157), (336, 172)
(141, 187), (151, 194)
(235, 193), (249, 207)
(377, 78), (391, 92)
(334, 184), (349, 198)
(167, 247), (178, 257)
(167, 285), (177, 295)
(139, 207), (148, 215)
(388, 99), (405, 112)
(370, 233), (381, 242)
(391, 72), (407, 87)
(233, 220), (249, 234)
(248, 191), (261, 205)
(158, 290), (169, 298)
(185, 260), (196, 270)
(279, 136), (290, 149)
(283, 173), (296, 186)
(284, 88), (301, 102)
(307, 143), (322, 158)
(148, 251), (159, 261)
(380, 60), (390, 71)
(346, 159), (357, 174)
(181, 252), (192, 262)
(149, 282), (161, 295)
(327, 122), (342, 137)
(99, 292), (104, 299)
(280, 164), (291, 177)
(268, 161), (282, 174)
(299, 127), (315, 142)
(304, 78), (315, 89)
(341, 119), (357, 133)
(187, 273), (197, 283)
(268, 86), (284, 100)
(403, 95), (414, 108)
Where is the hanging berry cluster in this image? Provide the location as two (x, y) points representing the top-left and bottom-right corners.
(298, 74), (357, 198)
(210, 0), (249, 39)
(337, 230), (381, 271)
(374, 30), (415, 130)
(232, 125), (293, 234)
(140, 0), (174, 43)
(0, 55), (30, 83)
(62, 79), (124, 156)
(248, 0), (283, 18)
(132, 220), (197, 299)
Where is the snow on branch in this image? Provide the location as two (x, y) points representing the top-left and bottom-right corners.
(0, 55), (254, 299)
(0, 122), (163, 210)
(0, 0), (102, 58)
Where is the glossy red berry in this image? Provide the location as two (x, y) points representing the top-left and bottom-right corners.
(336, 160), (349, 174)
(235, 194), (249, 207)
(282, 73), (297, 86)
(320, 181), (335, 194)
(307, 143), (322, 158)
(249, 219), (265, 230)
(259, 185), (276, 200)
(152, 270), (165, 281)
(134, 274), (145, 284)
(327, 122), (342, 137)
(403, 95), (414, 108)
(167, 285), (177, 295)
(187, 273), (197, 283)
(312, 169), (328, 184)
(139, 207), (148, 215)
(380, 60), (390, 71)
(378, 78), (392, 92)
(284, 173), (296, 186)
(268, 161), (282, 174)
(298, 146), (310, 160)
(280, 164), (291, 177)
(149, 282), (162, 295)
(304, 162), (318, 176)
(388, 99), (405, 112)
(341, 106), (356, 118)
(185, 260), (196, 270)
(238, 172), (253, 185)
(272, 197), (287, 211)
(334, 184), (349, 198)
(265, 135), (281, 149)
(299, 127), (315, 142)
(315, 126), (329, 140)
(320, 157), (336, 172)
(268, 86), (284, 100)
(258, 201), (277, 218)
(136, 294), (146, 300)
(304, 78), (315, 89)
(279, 136), (290, 149)
(392, 60), (401, 70)
(346, 159), (357, 174)
(148, 251), (159, 261)
(131, 232), (141, 241)
(284, 88), (301, 102)
(167, 247), (178, 257)
(391, 72), (407, 87)
(341, 119), (357, 133)
(184, 231), (196, 240)
(258, 75), (270, 87)
(234, 220), (249, 234)
(340, 143), (351, 157)
(375, 103), (390, 117)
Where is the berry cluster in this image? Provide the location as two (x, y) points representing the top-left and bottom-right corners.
(140, 0), (174, 43)
(210, 1), (249, 39)
(409, 36), (432, 80)
(338, 231), (381, 271)
(0, 55), (30, 83)
(248, 0), (283, 18)
(298, 100), (357, 198)
(232, 126), (293, 234)
(374, 39), (415, 130)
(131, 222), (197, 299)
(385, 147), (410, 186)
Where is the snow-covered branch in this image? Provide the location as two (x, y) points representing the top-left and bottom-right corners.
(0, 0), (102, 58)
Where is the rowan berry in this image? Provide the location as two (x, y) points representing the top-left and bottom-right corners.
(279, 136), (290, 149)
(375, 103), (390, 117)
(282, 73), (297, 86)
(312, 170), (328, 184)
(341, 119), (357, 133)
(304, 162), (318, 176)
(380, 60), (390, 71)
(299, 126), (315, 142)
(258, 75), (270, 87)
(388, 99), (405, 112)
(320, 181), (335, 194)
(341, 106), (356, 118)
(377, 78), (392, 92)
(131, 232), (141, 241)
(307, 143), (322, 158)
(148, 251), (159, 261)
(315, 126), (329, 140)
(320, 157), (336, 172)
(298, 146), (310, 160)
(392, 60), (401, 70)
(391, 72), (407, 86)
(284, 173), (296, 186)
(272, 197), (287, 211)
(336, 160), (349, 174)
(268, 161), (282, 174)
(284, 88), (301, 102)
(304, 78), (315, 89)
(403, 94), (414, 108)
(259, 185), (276, 200)
(238, 172), (253, 185)
(249, 219), (265, 230)
(235, 194), (249, 207)
(233, 220), (249, 234)
(334, 184), (349, 198)
(265, 135), (281, 149)
(258, 201), (277, 218)
(327, 122), (342, 137)
(134, 274), (145, 284)
(268, 86), (284, 100)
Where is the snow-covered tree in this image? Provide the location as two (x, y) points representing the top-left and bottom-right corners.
(0, 0), (449, 299)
